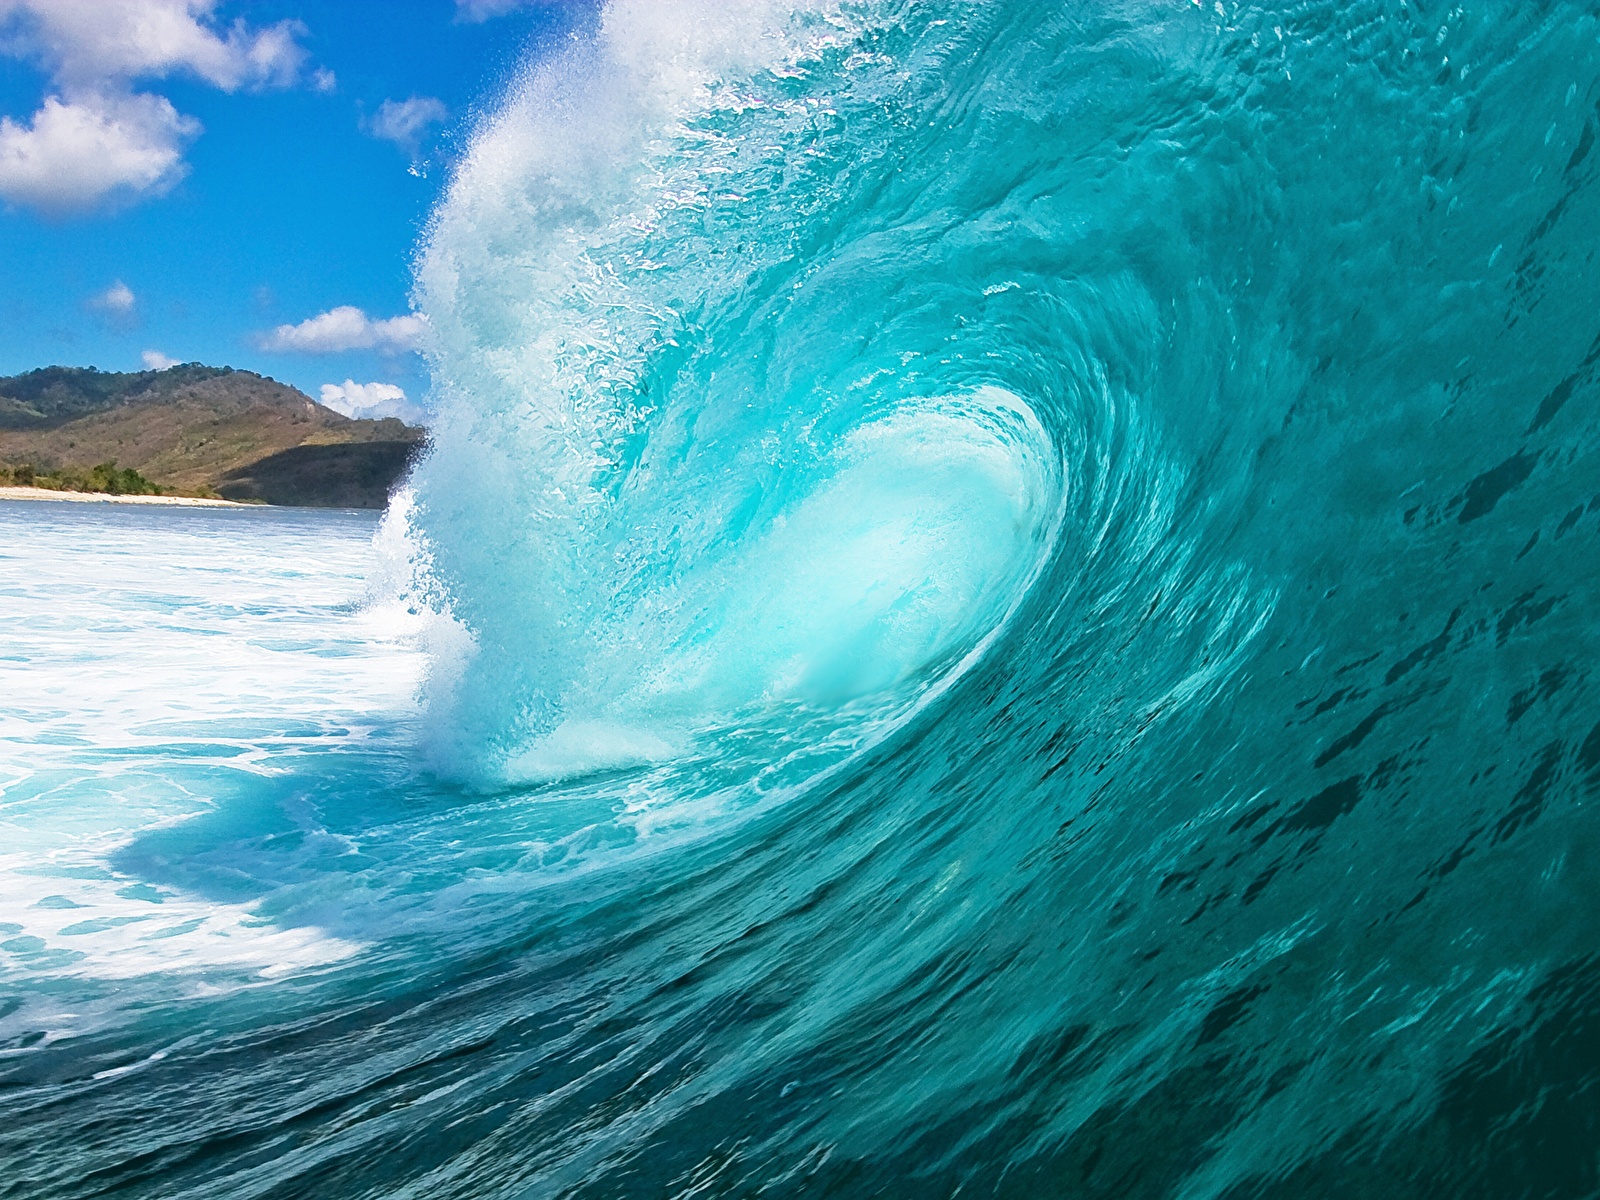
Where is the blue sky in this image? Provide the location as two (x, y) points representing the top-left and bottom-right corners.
(0, 0), (595, 419)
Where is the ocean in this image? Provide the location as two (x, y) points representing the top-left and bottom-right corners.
(7, 1), (1600, 1196)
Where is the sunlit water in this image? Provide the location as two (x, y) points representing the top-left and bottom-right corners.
(9, 1), (1600, 1197)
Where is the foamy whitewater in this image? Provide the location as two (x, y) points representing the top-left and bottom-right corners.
(8, 2), (1600, 1196)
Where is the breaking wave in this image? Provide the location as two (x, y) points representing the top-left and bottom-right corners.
(10, 2), (1600, 1196)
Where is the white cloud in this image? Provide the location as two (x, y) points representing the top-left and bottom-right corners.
(0, 1), (314, 213)
(88, 277), (138, 328)
(311, 66), (337, 93)
(93, 279), (137, 314)
(259, 306), (427, 354)
(320, 379), (421, 422)
(0, 0), (306, 91)
(455, 0), (569, 20)
(456, 0), (531, 20)
(366, 96), (448, 155)
(0, 93), (197, 211)
(142, 349), (179, 370)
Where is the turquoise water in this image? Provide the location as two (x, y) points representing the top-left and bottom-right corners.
(9, 1), (1600, 1195)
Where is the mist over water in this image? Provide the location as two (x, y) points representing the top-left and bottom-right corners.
(8, 2), (1600, 1196)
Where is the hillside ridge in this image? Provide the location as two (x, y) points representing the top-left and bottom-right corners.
(0, 364), (425, 508)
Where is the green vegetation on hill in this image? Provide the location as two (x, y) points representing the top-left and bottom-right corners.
(3, 460), (162, 496)
(0, 364), (238, 431)
(0, 365), (425, 508)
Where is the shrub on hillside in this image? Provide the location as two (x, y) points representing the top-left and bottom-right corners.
(0, 459), (160, 495)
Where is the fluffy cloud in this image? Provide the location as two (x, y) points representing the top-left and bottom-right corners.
(0, 95), (197, 211)
(142, 349), (180, 370)
(87, 278), (139, 328)
(366, 96), (448, 156)
(259, 306), (427, 354)
(93, 279), (137, 314)
(0, 0), (305, 91)
(0, 1), (311, 213)
(0, 90), (198, 213)
(320, 380), (421, 422)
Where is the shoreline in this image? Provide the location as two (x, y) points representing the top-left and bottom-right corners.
(0, 486), (256, 508)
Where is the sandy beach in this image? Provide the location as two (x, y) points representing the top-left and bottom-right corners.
(0, 486), (254, 508)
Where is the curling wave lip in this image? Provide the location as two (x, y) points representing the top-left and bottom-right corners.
(494, 386), (1063, 783)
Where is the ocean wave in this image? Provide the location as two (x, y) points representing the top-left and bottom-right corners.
(9, 2), (1600, 1196)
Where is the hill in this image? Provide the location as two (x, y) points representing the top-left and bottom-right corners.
(0, 365), (425, 508)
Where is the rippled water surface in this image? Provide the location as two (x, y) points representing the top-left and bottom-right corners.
(9, 1), (1600, 1196)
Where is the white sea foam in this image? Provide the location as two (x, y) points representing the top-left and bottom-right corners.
(0, 502), (424, 1002)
